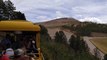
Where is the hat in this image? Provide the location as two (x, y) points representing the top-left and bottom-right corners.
(6, 48), (14, 57)
(14, 49), (24, 56)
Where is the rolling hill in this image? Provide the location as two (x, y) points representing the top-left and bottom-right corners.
(37, 17), (107, 37)
(38, 18), (80, 28)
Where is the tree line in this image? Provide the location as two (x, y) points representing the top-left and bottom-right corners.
(54, 30), (89, 53)
(40, 25), (99, 60)
(0, 0), (26, 20)
(62, 22), (107, 36)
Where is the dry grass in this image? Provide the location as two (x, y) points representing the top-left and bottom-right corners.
(90, 37), (107, 54)
(91, 32), (107, 37)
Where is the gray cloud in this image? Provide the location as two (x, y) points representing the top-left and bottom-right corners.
(10, 0), (107, 23)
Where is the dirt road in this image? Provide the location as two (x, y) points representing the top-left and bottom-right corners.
(83, 37), (104, 60)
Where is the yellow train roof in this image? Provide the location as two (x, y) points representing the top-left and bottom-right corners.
(0, 20), (40, 31)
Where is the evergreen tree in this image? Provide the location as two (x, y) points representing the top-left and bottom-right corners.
(75, 35), (81, 52)
(54, 31), (67, 44)
(54, 31), (60, 42)
(0, 0), (3, 8)
(40, 25), (51, 42)
(0, 0), (26, 20)
(39, 25), (48, 35)
(80, 38), (89, 52)
(69, 35), (76, 50)
(59, 31), (67, 44)
(13, 12), (26, 20)
(69, 34), (89, 53)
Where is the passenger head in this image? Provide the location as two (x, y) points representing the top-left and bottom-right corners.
(6, 48), (14, 57)
(14, 49), (24, 57)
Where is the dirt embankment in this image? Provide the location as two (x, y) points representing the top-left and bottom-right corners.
(47, 28), (72, 43)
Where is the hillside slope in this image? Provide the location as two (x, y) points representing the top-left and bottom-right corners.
(37, 17), (107, 37)
(38, 18), (80, 28)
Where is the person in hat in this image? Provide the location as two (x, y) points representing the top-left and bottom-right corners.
(0, 43), (10, 60)
(6, 48), (14, 58)
(14, 49), (32, 60)
(0, 46), (10, 60)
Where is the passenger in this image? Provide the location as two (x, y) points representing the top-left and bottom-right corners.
(0, 43), (3, 57)
(0, 51), (10, 60)
(27, 38), (38, 53)
(14, 49), (32, 60)
(12, 40), (22, 49)
(22, 37), (29, 49)
(9, 33), (15, 44)
(9, 33), (16, 49)
(0, 43), (10, 60)
(6, 48), (14, 58)
(0, 43), (5, 51)
(13, 37), (26, 50)
(1, 34), (11, 49)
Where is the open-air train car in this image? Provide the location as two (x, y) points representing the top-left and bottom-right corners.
(0, 20), (43, 60)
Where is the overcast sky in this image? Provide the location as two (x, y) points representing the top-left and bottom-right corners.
(8, 0), (107, 23)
